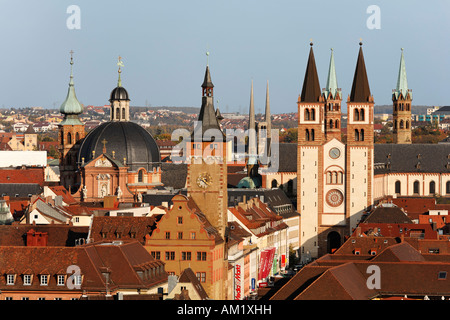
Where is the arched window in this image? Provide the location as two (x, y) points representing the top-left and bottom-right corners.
(429, 181), (436, 195)
(395, 180), (401, 194)
(311, 108), (316, 121)
(406, 121), (409, 129)
(67, 132), (72, 145)
(394, 120), (397, 130)
(311, 129), (315, 141)
(305, 129), (310, 141)
(138, 169), (145, 183)
(360, 129), (365, 141)
(271, 179), (278, 188)
(116, 108), (120, 120)
(447, 181), (450, 194)
(337, 172), (343, 184)
(413, 180), (420, 194)
(335, 120), (339, 129)
(400, 120), (404, 129)
(305, 109), (310, 121)
(355, 129), (359, 141)
(354, 109), (359, 121)
(360, 109), (365, 121)
(122, 108), (126, 120)
(329, 119), (334, 129)
(75, 132), (80, 142)
(331, 172), (337, 184)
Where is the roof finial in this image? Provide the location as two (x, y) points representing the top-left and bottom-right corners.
(117, 56), (124, 87)
(359, 38), (363, 46)
(206, 46), (210, 66)
(69, 50), (74, 85)
(310, 38), (313, 46)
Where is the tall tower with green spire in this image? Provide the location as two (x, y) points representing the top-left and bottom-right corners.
(322, 48), (342, 141)
(392, 48), (412, 144)
(59, 51), (85, 191)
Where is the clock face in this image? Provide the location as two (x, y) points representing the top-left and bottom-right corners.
(196, 172), (212, 189)
(329, 147), (341, 159)
(326, 189), (344, 207)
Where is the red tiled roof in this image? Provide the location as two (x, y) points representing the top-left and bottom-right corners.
(0, 168), (44, 185)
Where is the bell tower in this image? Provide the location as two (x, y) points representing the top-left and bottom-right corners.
(58, 51), (85, 191)
(346, 42), (374, 231)
(323, 48), (342, 142)
(392, 48), (412, 144)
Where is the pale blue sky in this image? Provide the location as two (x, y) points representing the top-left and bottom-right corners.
(0, 0), (448, 114)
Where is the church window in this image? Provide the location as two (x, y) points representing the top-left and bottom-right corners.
(406, 121), (410, 129)
(354, 109), (359, 121)
(355, 129), (359, 141)
(360, 109), (365, 121)
(360, 129), (365, 141)
(305, 129), (310, 141)
(394, 120), (397, 130)
(400, 120), (404, 129)
(335, 120), (339, 128)
(305, 109), (310, 121)
(75, 132), (80, 142)
(122, 108), (125, 120)
(311, 129), (315, 141)
(446, 181), (450, 194)
(395, 181), (401, 194)
(413, 181), (420, 194)
(67, 132), (72, 145)
(329, 119), (333, 129)
(429, 181), (436, 195)
(116, 108), (120, 120)
(138, 169), (144, 183)
(311, 109), (315, 121)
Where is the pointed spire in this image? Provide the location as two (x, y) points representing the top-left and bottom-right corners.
(300, 42), (321, 102)
(265, 80), (271, 133)
(324, 48), (340, 99)
(248, 80), (257, 163)
(349, 42), (371, 102)
(395, 48), (411, 100)
(60, 51), (84, 122)
(194, 64), (224, 141)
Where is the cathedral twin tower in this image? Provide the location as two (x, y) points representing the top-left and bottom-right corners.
(297, 42), (412, 262)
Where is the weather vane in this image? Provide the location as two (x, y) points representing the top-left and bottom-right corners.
(117, 56), (124, 87)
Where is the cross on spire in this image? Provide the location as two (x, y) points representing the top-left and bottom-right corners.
(101, 139), (108, 154)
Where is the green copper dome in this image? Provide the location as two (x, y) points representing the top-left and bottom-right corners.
(60, 56), (84, 124)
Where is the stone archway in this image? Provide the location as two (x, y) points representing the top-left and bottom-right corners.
(327, 231), (341, 254)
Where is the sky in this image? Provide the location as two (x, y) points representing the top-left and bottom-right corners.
(0, 0), (449, 114)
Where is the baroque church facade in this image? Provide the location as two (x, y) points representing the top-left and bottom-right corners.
(58, 55), (162, 202)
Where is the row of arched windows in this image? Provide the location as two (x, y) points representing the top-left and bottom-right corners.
(354, 129), (365, 141)
(62, 132), (81, 145)
(394, 102), (410, 112)
(326, 119), (340, 129)
(305, 129), (315, 141)
(304, 108), (316, 121)
(395, 180), (450, 195)
(326, 171), (343, 184)
(393, 119), (410, 130)
(326, 103), (340, 112)
(353, 108), (365, 121)
(112, 108), (126, 120)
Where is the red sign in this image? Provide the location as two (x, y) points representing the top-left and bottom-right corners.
(234, 264), (242, 300)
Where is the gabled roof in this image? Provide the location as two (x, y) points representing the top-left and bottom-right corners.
(362, 204), (413, 224)
(178, 267), (209, 300)
(371, 242), (426, 262)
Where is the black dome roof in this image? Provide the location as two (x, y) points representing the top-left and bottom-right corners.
(78, 121), (161, 171)
(110, 86), (130, 101)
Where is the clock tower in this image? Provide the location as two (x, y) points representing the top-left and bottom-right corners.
(186, 63), (228, 240)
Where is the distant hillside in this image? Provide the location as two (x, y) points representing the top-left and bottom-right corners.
(130, 106), (200, 114)
(374, 105), (435, 115)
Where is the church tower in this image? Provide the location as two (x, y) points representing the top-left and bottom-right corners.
(186, 60), (228, 299)
(297, 42), (325, 261)
(323, 49), (342, 142)
(392, 48), (412, 144)
(346, 42), (374, 232)
(59, 51), (85, 191)
(109, 56), (130, 122)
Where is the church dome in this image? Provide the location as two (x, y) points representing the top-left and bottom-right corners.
(78, 121), (160, 171)
(109, 86), (130, 102)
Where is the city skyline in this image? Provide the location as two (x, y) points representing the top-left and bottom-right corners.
(0, 1), (448, 114)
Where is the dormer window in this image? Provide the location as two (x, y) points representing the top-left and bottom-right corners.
(6, 274), (15, 285)
(40, 274), (48, 286)
(23, 274), (32, 286)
